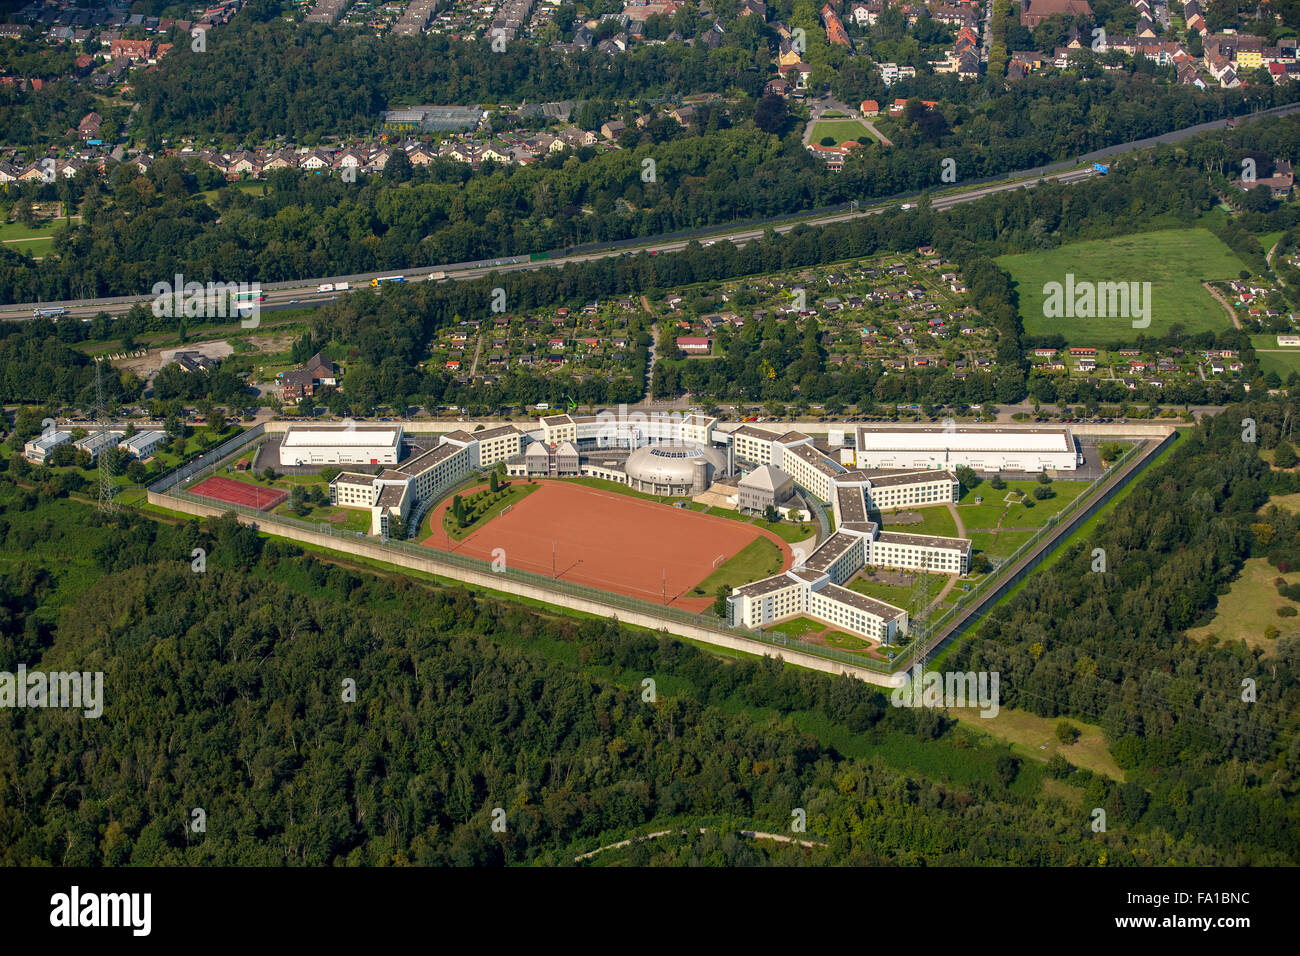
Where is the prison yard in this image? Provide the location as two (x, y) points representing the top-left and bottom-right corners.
(1000, 228), (1251, 343)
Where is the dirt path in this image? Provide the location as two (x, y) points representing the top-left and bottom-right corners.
(1203, 281), (1241, 329)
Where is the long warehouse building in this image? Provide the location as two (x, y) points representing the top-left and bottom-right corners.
(852, 425), (1080, 473)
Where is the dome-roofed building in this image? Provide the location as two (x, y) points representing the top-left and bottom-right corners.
(623, 443), (726, 495)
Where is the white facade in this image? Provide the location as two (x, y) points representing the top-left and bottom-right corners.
(118, 430), (166, 459)
(23, 430), (71, 463)
(854, 425), (1077, 472)
(280, 424), (403, 466)
(866, 471), (961, 510)
(539, 411), (716, 448)
(727, 566), (908, 645)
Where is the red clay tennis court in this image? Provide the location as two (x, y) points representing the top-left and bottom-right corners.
(421, 480), (792, 611)
(190, 475), (288, 511)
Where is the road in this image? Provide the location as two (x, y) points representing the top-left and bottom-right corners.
(8, 99), (1300, 320)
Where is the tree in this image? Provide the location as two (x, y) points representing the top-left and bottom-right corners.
(1274, 441), (1297, 468)
(764, 504), (779, 523)
(489, 471), (499, 492)
(713, 584), (730, 616)
(990, 474), (1006, 490)
(261, 466), (277, 481)
(453, 494), (466, 527)
(752, 94), (788, 134)
(994, 754), (1020, 787)
(1055, 720), (1080, 744)
(1037, 470), (1052, 484)
(1032, 484), (1054, 500)
(954, 465), (978, 493)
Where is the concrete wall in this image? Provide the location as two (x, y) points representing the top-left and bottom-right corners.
(149, 489), (899, 687)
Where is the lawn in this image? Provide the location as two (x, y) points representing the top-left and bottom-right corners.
(877, 504), (958, 538)
(999, 228), (1248, 343)
(1185, 556), (1299, 657)
(274, 502), (371, 532)
(0, 220), (55, 258)
(694, 501), (816, 543)
(951, 707), (1125, 782)
(846, 574), (931, 614)
(690, 536), (785, 598)
(824, 630), (872, 650)
(768, 616), (826, 637)
(566, 475), (694, 505)
(1255, 349), (1300, 381)
(809, 118), (874, 146)
(957, 480), (1087, 529)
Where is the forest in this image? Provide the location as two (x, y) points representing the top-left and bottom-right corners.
(0, 397), (1297, 864)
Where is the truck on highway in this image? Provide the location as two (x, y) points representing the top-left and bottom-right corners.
(371, 275), (405, 286)
(317, 283), (334, 292)
(335, 282), (349, 291)
(429, 271), (447, 281)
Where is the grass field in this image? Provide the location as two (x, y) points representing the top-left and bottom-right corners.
(690, 536), (784, 598)
(808, 118), (873, 146)
(999, 228), (1248, 343)
(693, 501), (816, 542)
(1255, 349), (1300, 380)
(951, 707), (1125, 782)
(878, 505), (958, 538)
(1185, 556), (1299, 656)
(770, 616), (826, 637)
(824, 631), (872, 649)
(0, 220), (56, 258)
(846, 574), (936, 615)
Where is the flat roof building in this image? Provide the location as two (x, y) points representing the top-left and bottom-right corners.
(279, 424), (403, 466)
(854, 425), (1077, 472)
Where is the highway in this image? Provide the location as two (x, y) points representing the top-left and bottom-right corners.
(0, 167), (1098, 321)
(6, 97), (1300, 320)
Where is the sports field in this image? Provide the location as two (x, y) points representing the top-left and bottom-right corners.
(422, 480), (792, 611)
(998, 228), (1248, 343)
(190, 475), (288, 510)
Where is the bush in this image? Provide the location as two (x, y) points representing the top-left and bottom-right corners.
(990, 474), (1006, 490)
(1266, 625), (1280, 639)
(1032, 484), (1054, 500)
(1055, 720), (1081, 744)
(1046, 753), (1074, 779)
(819, 135), (836, 146)
(1278, 605), (1298, 618)
(1274, 440), (1298, 468)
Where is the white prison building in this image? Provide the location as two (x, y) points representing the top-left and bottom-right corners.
(280, 424), (404, 467)
(853, 425), (1078, 473)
